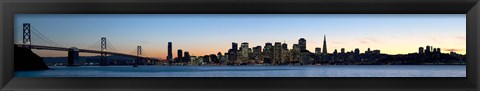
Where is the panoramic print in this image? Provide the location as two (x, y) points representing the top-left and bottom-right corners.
(14, 14), (466, 77)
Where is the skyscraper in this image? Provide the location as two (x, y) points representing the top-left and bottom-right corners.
(232, 42), (238, 51)
(177, 49), (183, 62)
(184, 51), (191, 63)
(167, 42), (173, 62)
(354, 48), (360, 55)
(419, 47), (424, 54)
(426, 45), (431, 53)
(282, 42), (288, 50)
(322, 35), (328, 54)
(299, 38), (307, 51)
(228, 42), (239, 63)
(263, 42), (274, 64)
(240, 42), (251, 63)
(273, 42), (282, 64)
(315, 47), (321, 55)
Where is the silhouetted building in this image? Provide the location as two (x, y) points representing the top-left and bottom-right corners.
(210, 54), (219, 64)
(299, 38), (307, 51)
(419, 47), (424, 54)
(354, 48), (360, 55)
(372, 50), (380, 55)
(281, 42), (290, 64)
(282, 42), (288, 50)
(322, 35), (328, 54)
(315, 47), (321, 55)
(232, 42), (238, 51)
(341, 48), (345, 54)
(239, 42), (251, 63)
(273, 42), (282, 64)
(228, 42), (239, 64)
(291, 44), (301, 63)
(252, 46), (262, 63)
(263, 42), (274, 64)
(436, 48), (441, 53)
(167, 42), (173, 62)
(333, 49), (338, 55)
(426, 45), (432, 53)
(203, 55), (210, 64)
(366, 48), (371, 54)
(177, 49), (183, 62)
(184, 51), (191, 63)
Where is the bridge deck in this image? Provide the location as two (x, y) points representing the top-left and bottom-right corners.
(15, 44), (148, 59)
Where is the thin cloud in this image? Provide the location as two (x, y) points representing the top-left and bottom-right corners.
(365, 37), (383, 44)
(359, 40), (369, 44)
(358, 37), (382, 44)
(443, 48), (464, 52)
(455, 36), (466, 41)
(332, 41), (345, 44)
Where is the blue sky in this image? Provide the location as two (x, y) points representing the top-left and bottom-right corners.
(14, 14), (466, 58)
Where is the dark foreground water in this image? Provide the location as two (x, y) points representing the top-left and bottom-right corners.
(15, 65), (466, 77)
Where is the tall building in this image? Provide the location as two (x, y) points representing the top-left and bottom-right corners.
(341, 48), (345, 54)
(281, 43), (290, 63)
(282, 42), (288, 50)
(167, 42), (173, 62)
(252, 46), (262, 63)
(177, 49), (183, 62)
(263, 42), (274, 64)
(299, 38), (307, 51)
(365, 48), (371, 54)
(240, 42), (251, 63)
(315, 47), (321, 55)
(232, 42), (238, 51)
(333, 49), (338, 55)
(419, 47), (424, 54)
(228, 42), (239, 63)
(184, 51), (191, 63)
(273, 42), (282, 64)
(436, 48), (441, 53)
(291, 44), (301, 63)
(354, 48), (360, 55)
(322, 35), (328, 54)
(426, 45), (431, 53)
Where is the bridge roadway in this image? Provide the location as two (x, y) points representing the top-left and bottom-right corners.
(14, 44), (147, 59)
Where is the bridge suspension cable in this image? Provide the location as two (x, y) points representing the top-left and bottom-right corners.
(106, 40), (119, 52)
(30, 26), (66, 47)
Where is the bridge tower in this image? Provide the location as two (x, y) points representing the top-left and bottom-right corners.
(23, 23), (31, 49)
(68, 47), (79, 66)
(135, 46), (142, 66)
(100, 37), (108, 66)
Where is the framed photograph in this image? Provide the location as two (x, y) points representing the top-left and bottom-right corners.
(1, 0), (479, 91)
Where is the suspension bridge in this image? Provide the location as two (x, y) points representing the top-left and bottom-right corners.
(14, 23), (150, 66)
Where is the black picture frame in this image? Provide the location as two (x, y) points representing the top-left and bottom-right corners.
(1, 0), (479, 91)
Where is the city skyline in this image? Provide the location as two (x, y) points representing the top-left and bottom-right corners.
(14, 14), (466, 59)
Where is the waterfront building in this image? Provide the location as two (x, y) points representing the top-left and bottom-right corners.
(315, 47), (321, 55)
(426, 45), (432, 53)
(273, 42), (282, 64)
(252, 46), (263, 64)
(291, 44), (301, 63)
(177, 49), (183, 62)
(281, 42), (290, 64)
(263, 42), (274, 64)
(419, 47), (424, 54)
(240, 42), (252, 64)
(322, 35), (328, 54)
(299, 38), (307, 51)
(167, 42), (173, 62)
(184, 51), (191, 63)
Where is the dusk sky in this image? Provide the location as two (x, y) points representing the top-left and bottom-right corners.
(14, 14), (466, 59)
